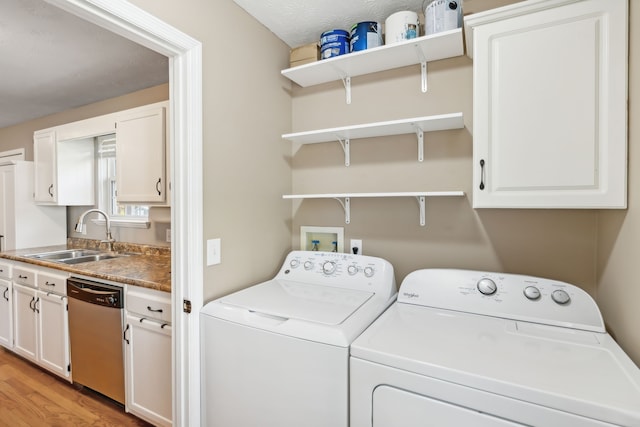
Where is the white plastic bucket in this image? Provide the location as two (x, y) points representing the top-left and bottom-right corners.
(424, 0), (463, 36)
(385, 11), (420, 45)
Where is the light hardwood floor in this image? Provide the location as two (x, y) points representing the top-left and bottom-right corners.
(0, 347), (152, 426)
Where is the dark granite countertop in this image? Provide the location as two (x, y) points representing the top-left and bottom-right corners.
(0, 238), (171, 293)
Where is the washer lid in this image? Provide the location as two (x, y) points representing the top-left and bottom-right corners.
(220, 279), (374, 325)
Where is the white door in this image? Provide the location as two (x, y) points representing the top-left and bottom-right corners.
(125, 314), (172, 427)
(0, 279), (12, 348)
(0, 167), (8, 251)
(33, 130), (57, 204)
(37, 290), (70, 378)
(116, 105), (166, 204)
(12, 283), (37, 361)
(470, 0), (627, 208)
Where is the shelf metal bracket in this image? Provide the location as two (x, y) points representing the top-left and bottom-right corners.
(415, 196), (426, 226)
(337, 137), (350, 166)
(340, 76), (352, 104)
(421, 62), (428, 93)
(333, 197), (351, 224)
(415, 128), (424, 162)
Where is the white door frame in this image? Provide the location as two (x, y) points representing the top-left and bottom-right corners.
(44, 1), (203, 425)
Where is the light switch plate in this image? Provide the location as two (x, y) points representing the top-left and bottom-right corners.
(207, 238), (221, 266)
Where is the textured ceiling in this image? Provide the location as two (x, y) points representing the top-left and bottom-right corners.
(232, 0), (428, 48)
(0, 0), (168, 129)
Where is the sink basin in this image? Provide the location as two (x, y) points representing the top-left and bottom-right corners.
(59, 253), (127, 264)
(25, 249), (130, 264)
(26, 249), (101, 260)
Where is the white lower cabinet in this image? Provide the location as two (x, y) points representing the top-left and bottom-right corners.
(11, 264), (70, 380)
(37, 289), (69, 376)
(0, 277), (12, 349)
(124, 286), (172, 426)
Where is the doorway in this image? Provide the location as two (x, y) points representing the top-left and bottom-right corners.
(45, 1), (204, 425)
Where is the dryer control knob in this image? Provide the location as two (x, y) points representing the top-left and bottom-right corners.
(551, 289), (571, 305)
(523, 286), (541, 300)
(322, 261), (336, 275)
(364, 267), (375, 278)
(347, 265), (358, 275)
(289, 259), (300, 268)
(477, 278), (497, 295)
(304, 261), (314, 270)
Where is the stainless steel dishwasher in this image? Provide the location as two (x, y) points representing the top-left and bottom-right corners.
(67, 276), (125, 404)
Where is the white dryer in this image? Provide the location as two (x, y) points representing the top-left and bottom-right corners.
(351, 269), (640, 427)
(200, 251), (396, 427)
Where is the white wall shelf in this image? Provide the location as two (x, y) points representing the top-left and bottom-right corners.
(283, 191), (465, 226)
(281, 28), (463, 103)
(282, 112), (464, 166)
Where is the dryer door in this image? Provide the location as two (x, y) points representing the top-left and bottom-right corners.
(373, 386), (525, 426)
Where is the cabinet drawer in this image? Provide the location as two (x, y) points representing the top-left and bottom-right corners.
(126, 286), (171, 323)
(37, 272), (68, 295)
(13, 267), (36, 287)
(0, 262), (11, 279)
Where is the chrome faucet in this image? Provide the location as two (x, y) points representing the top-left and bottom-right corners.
(75, 209), (115, 252)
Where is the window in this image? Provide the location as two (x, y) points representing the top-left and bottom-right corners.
(96, 134), (149, 224)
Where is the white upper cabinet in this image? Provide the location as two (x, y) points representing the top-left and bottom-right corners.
(465, 0), (628, 208)
(115, 102), (168, 205)
(33, 129), (58, 204)
(34, 129), (97, 206)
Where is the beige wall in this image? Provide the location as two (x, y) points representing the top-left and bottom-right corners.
(597, 1), (640, 364)
(129, 0), (293, 301)
(290, 0), (598, 294)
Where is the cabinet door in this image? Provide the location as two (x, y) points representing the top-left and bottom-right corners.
(116, 106), (166, 204)
(0, 279), (12, 349)
(0, 167), (8, 251)
(33, 130), (57, 204)
(125, 314), (172, 427)
(12, 284), (37, 361)
(37, 290), (70, 378)
(471, 0), (627, 208)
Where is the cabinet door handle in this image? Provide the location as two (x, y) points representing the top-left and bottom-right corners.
(3, 288), (7, 302)
(29, 296), (35, 311)
(34, 297), (40, 314)
(44, 281), (56, 287)
(156, 178), (162, 196)
(48, 184), (54, 197)
(18, 274), (28, 280)
(123, 324), (130, 345)
(147, 305), (163, 313)
(479, 159), (486, 190)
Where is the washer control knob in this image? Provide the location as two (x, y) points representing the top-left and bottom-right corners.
(523, 286), (541, 300)
(347, 265), (358, 275)
(322, 261), (337, 275)
(364, 267), (375, 278)
(477, 278), (497, 295)
(551, 289), (571, 305)
(289, 259), (300, 268)
(304, 261), (314, 270)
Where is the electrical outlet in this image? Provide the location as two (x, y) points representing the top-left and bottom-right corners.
(350, 239), (363, 255)
(166, 229), (171, 243)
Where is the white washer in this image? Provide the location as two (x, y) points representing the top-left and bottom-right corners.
(200, 251), (396, 427)
(351, 269), (640, 427)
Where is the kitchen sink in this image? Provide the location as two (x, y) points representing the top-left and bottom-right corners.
(25, 249), (130, 264)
